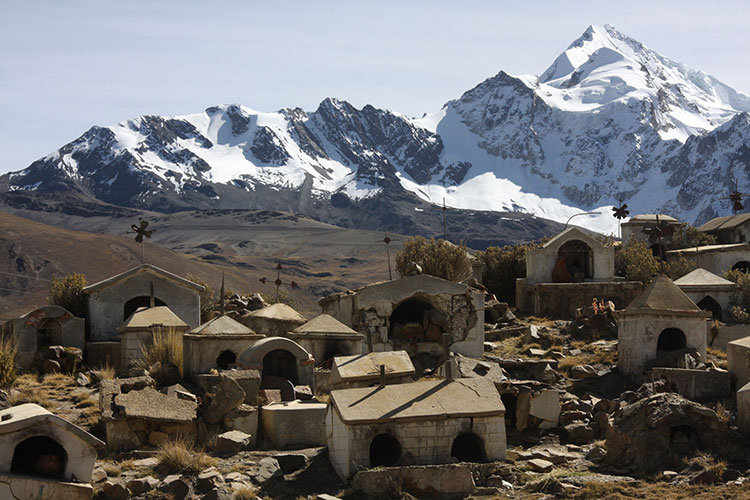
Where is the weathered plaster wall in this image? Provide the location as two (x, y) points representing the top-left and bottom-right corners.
(618, 313), (708, 382)
(526, 230), (614, 285)
(325, 409), (506, 479)
(183, 335), (263, 379)
(10, 306), (85, 369)
(87, 274), (200, 342)
(516, 279), (643, 319)
(667, 249), (750, 276)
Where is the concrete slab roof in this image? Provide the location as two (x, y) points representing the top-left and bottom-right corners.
(625, 274), (700, 312)
(332, 351), (415, 381)
(622, 214), (679, 224)
(245, 303), (306, 322)
(666, 243), (750, 255)
(191, 314), (257, 335)
(83, 264), (204, 294)
(291, 314), (359, 336)
(728, 336), (750, 349)
(121, 306), (188, 330)
(698, 213), (750, 232)
(330, 377), (504, 424)
(674, 268), (738, 289)
(0, 403), (104, 448)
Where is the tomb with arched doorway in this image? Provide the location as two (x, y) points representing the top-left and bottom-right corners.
(238, 336), (315, 388)
(182, 314), (265, 380)
(325, 377), (505, 478)
(288, 314), (363, 369)
(617, 274), (714, 386)
(6, 305), (85, 370)
(517, 227), (643, 318)
(0, 403), (103, 498)
(84, 264), (203, 343)
(674, 268), (739, 323)
(319, 274), (485, 360)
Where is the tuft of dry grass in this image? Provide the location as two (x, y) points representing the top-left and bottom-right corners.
(156, 436), (217, 474)
(93, 363), (117, 381)
(43, 373), (75, 389)
(9, 374), (52, 408)
(707, 346), (726, 360)
(0, 332), (17, 389)
(141, 326), (183, 382)
(557, 347), (618, 376)
(569, 481), (750, 500)
(233, 486), (257, 500)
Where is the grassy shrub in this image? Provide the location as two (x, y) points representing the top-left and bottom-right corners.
(157, 436), (217, 474)
(395, 237), (472, 282)
(92, 363), (117, 381)
(0, 326), (17, 389)
(141, 327), (183, 381)
(477, 241), (542, 303)
(667, 223), (717, 250)
(615, 239), (695, 283)
(47, 273), (87, 317)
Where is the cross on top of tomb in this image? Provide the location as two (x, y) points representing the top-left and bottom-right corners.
(259, 263), (300, 303)
(129, 218), (156, 264)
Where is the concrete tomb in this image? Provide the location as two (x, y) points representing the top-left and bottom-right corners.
(666, 243), (750, 276)
(288, 314), (364, 367)
(617, 274), (710, 382)
(319, 274), (485, 359)
(261, 400), (327, 449)
(516, 227), (642, 318)
(674, 268), (740, 321)
(0, 403), (104, 500)
(118, 305), (189, 372)
(84, 264), (203, 343)
(621, 214), (680, 250)
(728, 336), (750, 390)
(326, 377), (506, 478)
(183, 314), (265, 380)
(698, 213), (750, 245)
(7, 305), (85, 370)
(738, 381), (750, 434)
(330, 350), (416, 389)
(240, 303), (307, 337)
(238, 336), (315, 389)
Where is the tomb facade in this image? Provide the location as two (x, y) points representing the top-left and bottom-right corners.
(240, 303), (307, 337)
(7, 305), (85, 369)
(621, 214), (680, 246)
(183, 315), (265, 380)
(698, 213), (750, 244)
(238, 336), (315, 388)
(84, 264), (203, 342)
(0, 403), (103, 500)
(326, 377), (506, 478)
(673, 267), (740, 321)
(118, 306), (189, 371)
(617, 274), (710, 382)
(288, 314), (363, 367)
(665, 243), (750, 275)
(319, 274), (485, 358)
(516, 227), (642, 318)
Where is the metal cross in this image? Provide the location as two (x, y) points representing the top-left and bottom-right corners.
(129, 218), (155, 264)
(382, 229), (400, 280)
(612, 201), (629, 239)
(642, 214), (675, 271)
(432, 197), (451, 241)
(723, 179), (746, 214)
(259, 262), (299, 303)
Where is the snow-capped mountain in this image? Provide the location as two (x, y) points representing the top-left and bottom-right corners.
(3, 24), (750, 235)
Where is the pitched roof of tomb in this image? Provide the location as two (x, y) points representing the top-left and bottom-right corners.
(698, 213), (750, 232)
(319, 274), (470, 306)
(728, 336), (750, 350)
(245, 303), (306, 322)
(291, 314), (360, 336)
(622, 214), (679, 224)
(83, 264), (204, 294)
(190, 314), (258, 335)
(330, 377), (503, 424)
(120, 306), (188, 330)
(332, 351), (415, 382)
(0, 403), (104, 448)
(674, 268), (738, 290)
(541, 226), (601, 250)
(625, 274), (701, 312)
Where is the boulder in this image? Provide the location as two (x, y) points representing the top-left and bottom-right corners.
(160, 474), (189, 500)
(202, 375), (246, 424)
(101, 481), (129, 500)
(126, 476), (159, 495)
(527, 458), (554, 473)
(255, 457), (282, 484)
(215, 430), (252, 455)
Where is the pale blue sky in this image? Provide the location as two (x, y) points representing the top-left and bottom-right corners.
(1, 1), (748, 173)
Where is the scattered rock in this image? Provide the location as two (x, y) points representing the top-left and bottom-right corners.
(586, 445), (607, 462)
(564, 423), (595, 445)
(42, 359), (61, 374)
(76, 372), (90, 386)
(255, 457), (282, 484)
(202, 375), (246, 424)
(102, 481), (129, 500)
(527, 458), (554, 473)
(215, 430), (252, 455)
(91, 467), (107, 483)
(160, 474), (190, 500)
(571, 365), (597, 379)
(196, 468), (225, 493)
(126, 476), (159, 495)
(273, 452), (308, 474)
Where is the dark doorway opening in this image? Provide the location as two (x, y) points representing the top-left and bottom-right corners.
(11, 436), (68, 479)
(557, 240), (594, 282)
(389, 297), (444, 344)
(37, 318), (63, 348)
(501, 394), (518, 432)
(733, 261), (750, 273)
(216, 350), (236, 370)
(369, 433), (401, 467)
(657, 328), (687, 352)
(697, 296), (722, 321)
(262, 349), (299, 385)
(451, 432), (486, 462)
(124, 296), (167, 321)
(670, 425), (699, 456)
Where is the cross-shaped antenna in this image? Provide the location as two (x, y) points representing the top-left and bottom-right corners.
(432, 197), (452, 241)
(259, 262), (300, 303)
(612, 201), (629, 240)
(382, 229), (400, 280)
(129, 218), (156, 264)
(642, 214), (675, 272)
(723, 179), (746, 214)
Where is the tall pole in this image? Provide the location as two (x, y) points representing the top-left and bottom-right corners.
(220, 272), (226, 317)
(442, 198), (448, 241)
(384, 230), (393, 280)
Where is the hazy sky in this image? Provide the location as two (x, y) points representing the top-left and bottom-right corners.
(1, 1), (748, 174)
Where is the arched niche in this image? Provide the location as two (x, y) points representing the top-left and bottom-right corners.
(557, 239), (593, 282)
